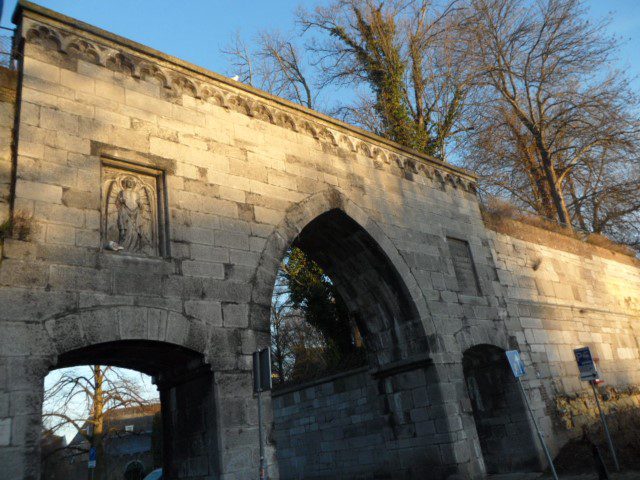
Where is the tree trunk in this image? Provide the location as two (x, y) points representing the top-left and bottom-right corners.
(525, 162), (556, 220)
(566, 176), (588, 231)
(538, 146), (572, 226)
(92, 366), (107, 480)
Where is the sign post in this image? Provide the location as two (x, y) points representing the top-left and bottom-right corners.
(505, 350), (559, 480)
(87, 446), (96, 480)
(253, 348), (272, 480)
(573, 346), (619, 472)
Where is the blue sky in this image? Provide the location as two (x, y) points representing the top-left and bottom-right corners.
(1, 0), (300, 77)
(2, 0), (638, 90)
(43, 366), (158, 442)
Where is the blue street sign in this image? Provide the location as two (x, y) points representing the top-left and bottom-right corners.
(88, 447), (96, 469)
(574, 346), (598, 381)
(505, 350), (526, 378)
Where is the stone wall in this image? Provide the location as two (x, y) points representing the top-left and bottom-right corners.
(272, 368), (390, 479)
(2, 2), (484, 478)
(0, 1), (639, 479)
(555, 386), (640, 433)
(0, 66), (17, 232)
(487, 224), (640, 451)
(272, 223), (640, 477)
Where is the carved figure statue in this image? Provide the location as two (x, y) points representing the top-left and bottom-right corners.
(116, 176), (151, 252)
(103, 171), (157, 255)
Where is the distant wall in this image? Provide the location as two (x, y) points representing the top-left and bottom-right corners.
(0, 66), (16, 227)
(487, 221), (640, 451)
(272, 367), (391, 479)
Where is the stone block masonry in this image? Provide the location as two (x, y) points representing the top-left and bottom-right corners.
(487, 225), (640, 454)
(0, 67), (17, 231)
(272, 368), (390, 478)
(0, 1), (638, 479)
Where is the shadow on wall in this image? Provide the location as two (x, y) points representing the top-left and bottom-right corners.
(462, 344), (540, 474)
(553, 386), (640, 473)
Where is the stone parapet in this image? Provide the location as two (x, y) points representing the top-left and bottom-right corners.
(15, 0), (476, 192)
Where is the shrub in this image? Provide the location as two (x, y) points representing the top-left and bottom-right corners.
(480, 197), (636, 258)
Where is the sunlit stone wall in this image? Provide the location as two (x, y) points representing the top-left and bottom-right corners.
(1, 3), (482, 478)
(488, 224), (640, 452)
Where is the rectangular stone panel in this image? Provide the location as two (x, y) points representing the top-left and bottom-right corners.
(101, 158), (168, 257)
(447, 237), (480, 296)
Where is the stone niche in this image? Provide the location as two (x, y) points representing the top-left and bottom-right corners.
(101, 158), (168, 257)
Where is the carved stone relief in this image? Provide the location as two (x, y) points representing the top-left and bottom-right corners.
(102, 162), (164, 256)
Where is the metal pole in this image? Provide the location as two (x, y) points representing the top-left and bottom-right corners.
(87, 444), (94, 480)
(518, 378), (559, 480)
(258, 386), (267, 480)
(591, 381), (619, 472)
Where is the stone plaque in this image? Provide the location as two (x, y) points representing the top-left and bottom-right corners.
(447, 237), (480, 296)
(102, 160), (165, 256)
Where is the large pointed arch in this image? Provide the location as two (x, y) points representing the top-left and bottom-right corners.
(250, 188), (435, 365)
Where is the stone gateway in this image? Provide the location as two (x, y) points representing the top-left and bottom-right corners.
(0, 2), (639, 479)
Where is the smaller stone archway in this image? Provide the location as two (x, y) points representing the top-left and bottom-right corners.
(50, 339), (218, 480)
(43, 305), (211, 359)
(124, 460), (146, 480)
(462, 344), (539, 474)
(35, 305), (222, 480)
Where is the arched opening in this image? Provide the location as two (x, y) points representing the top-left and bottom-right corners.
(124, 460), (146, 480)
(269, 208), (435, 478)
(462, 344), (538, 474)
(288, 209), (427, 365)
(40, 340), (216, 480)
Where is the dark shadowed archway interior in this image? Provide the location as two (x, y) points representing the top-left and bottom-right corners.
(271, 209), (442, 479)
(46, 340), (217, 480)
(294, 209), (427, 366)
(463, 344), (539, 474)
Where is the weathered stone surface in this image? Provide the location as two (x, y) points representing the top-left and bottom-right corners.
(0, 418), (11, 446)
(0, 3), (638, 480)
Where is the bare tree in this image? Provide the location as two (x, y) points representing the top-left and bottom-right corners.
(222, 30), (316, 109)
(221, 31), (255, 86)
(463, 0), (640, 229)
(220, 0), (640, 248)
(42, 366), (156, 479)
(566, 156), (640, 247)
(222, 1), (474, 159)
(299, 0), (474, 158)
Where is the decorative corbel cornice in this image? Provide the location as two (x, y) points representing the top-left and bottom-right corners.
(17, 3), (477, 194)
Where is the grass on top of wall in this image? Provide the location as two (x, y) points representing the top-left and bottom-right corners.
(480, 198), (637, 259)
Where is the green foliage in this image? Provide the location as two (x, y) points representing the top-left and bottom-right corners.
(332, 5), (434, 155)
(282, 247), (356, 357)
(0, 216), (10, 241)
